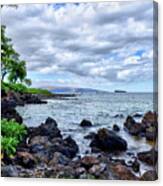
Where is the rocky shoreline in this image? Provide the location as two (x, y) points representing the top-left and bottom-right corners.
(1, 92), (158, 180)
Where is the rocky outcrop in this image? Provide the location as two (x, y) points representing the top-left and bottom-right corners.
(124, 112), (158, 141)
(1, 99), (23, 123)
(90, 128), (127, 152)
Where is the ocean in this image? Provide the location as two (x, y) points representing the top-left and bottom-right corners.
(16, 92), (154, 174)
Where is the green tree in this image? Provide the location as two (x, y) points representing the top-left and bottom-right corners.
(1, 25), (18, 81)
(1, 25), (31, 84)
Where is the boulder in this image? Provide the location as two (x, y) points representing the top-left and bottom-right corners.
(124, 116), (142, 136)
(142, 111), (158, 128)
(80, 119), (92, 127)
(137, 148), (158, 166)
(28, 117), (62, 139)
(113, 124), (120, 132)
(1, 99), (23, 123)
(140, 170), (158, 181)
(50, 136), (79, 159)
(90, 128), (127, 152)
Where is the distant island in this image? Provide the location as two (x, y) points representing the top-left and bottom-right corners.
(114, 90), (127, 93)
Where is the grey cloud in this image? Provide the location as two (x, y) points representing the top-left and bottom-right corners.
(1, 1), (154, 87)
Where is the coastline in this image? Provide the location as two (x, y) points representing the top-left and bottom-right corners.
(1, 92), (158, 180)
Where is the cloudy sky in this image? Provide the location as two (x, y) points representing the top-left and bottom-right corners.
(1, 1), (155, 92)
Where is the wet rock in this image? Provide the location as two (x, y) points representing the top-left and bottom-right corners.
(81, 156), (99, 169)
(113, 114), (124, 118)
(124, 116), (142, 136)
(111, 163), (138, 180)
(133, 113), (143, 118)
(142, 111), (158, 128)
(145, 126), (157, 141)
(80, 119), (92, 127)
(84, 132), (96, 139)
(141, 170), (158, 181)
(137, 148), (158, 166)
(1, 165), (18, 177)
(16, 151), (36, 168)
(90, 128), (127, 152)
(113, 124), (120, 132)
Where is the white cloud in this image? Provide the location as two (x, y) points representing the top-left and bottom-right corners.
(1, 1), (154, 90)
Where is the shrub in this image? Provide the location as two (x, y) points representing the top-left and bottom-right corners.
(1, 119), (27, 141)
(1, 82), (28, 93)
(1, 119), (27, 157)
(1, 137), (19, 157)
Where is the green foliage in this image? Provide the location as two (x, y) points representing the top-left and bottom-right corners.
(1, 81), (52, 96)
(1, 81), (28, 93)
(27, 88), (52, 96)
(1, 119), (27, 141)
(1, 119), (27, 157)
(1, 25), (29, 83)
(1, 137), (19, 157)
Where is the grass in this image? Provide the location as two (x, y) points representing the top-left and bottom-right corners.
(1, 81), (52, 96)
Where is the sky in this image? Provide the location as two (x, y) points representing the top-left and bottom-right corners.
(1, 1), (155, 92)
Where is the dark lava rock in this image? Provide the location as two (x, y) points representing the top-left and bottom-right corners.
(58, 136), (79, 159)
(29, 117), (62, 139)
(1, 99), (23, 123)
(141, 170), (158, 181)
(80, 119), (92, 127)
(16, 151), (36, 168)
(137, 148), (158, 166)
(113, 114), (124, 118)
(113, 124), (120, 132)
(133, 113), (143, 118)
(1, 165), (18, 177)
(124, 116), (142, 136)
(90, 128), (127, 152)
(20, 93), (47, 104)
